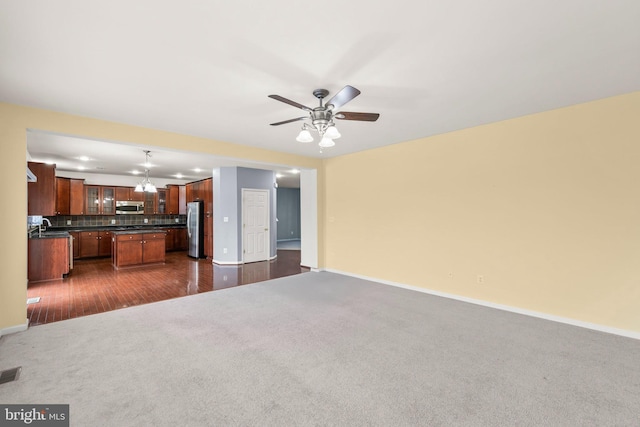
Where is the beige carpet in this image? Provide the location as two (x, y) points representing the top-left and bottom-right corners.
(1, 272), (639, 426)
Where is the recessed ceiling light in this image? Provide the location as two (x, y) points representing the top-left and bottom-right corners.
(276, 173), (283, 178)
(291, 169), (300, 174)
(77, 166), (85, 171)
(131, 170), (141, 175)
(44, 160), (55, 165)
(175, 173), (183, 179)
(193, 168), (202, 173)
(77, 156), (91, 161)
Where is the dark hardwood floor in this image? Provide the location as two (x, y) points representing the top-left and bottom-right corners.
(27, 250), (308, 326)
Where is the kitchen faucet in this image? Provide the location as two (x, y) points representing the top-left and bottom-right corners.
(39, 218), (52, 236)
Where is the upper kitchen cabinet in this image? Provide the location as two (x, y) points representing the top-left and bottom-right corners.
(28, 162), (56, 216)
(144, 188), (167, 214)
(167, 185), (185, 215)
(115, 186), (144, 202)
(70, 179), (85, 215)
(55, 177), (70, 215)
(85, 186), (115, 215)
(55, 177), (85, 215)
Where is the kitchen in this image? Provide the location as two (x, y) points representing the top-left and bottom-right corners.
(26, 150), (305, 325)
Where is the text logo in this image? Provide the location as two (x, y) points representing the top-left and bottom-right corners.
(0, 405), (69, 426)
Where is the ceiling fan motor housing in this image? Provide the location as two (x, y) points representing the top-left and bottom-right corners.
(311, 108), (332, 133)
(313, 89), (330, 100)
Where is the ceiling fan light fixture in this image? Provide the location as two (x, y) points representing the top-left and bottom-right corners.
(296, 129), (314, 143)
(324, 125), (341, 139)
(319, 137), (335, 148)
(269, 85), (379, 149)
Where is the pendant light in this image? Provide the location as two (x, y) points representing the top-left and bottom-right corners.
(134, 150), (157, 193)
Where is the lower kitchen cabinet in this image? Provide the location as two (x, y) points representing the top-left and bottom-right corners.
(164, 227), (188, 251)
(78, 230), (112, 258)
(112, 232), (166, 268)
(78, 231), (99, 258)
(28, 237), (69, 282)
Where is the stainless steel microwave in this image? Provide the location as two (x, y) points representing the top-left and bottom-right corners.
(115, 201), (144, 215)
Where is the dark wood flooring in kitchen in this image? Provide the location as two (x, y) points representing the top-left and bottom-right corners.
(27, 250), (309, 326)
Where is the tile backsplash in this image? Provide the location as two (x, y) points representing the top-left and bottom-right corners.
(46, 214), (186, 228)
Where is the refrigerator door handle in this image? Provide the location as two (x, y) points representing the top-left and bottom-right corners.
(187, 208), (192, 238)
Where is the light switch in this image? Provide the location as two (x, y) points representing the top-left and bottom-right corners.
(223, 217), (229, 223)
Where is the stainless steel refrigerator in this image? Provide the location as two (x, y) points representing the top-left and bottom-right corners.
(187, 201), (205, 259)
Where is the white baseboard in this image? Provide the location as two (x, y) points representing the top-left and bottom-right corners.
(213, 254), (277, 265)
(0, 319), (29, 338)
(323, 268), (640, 341)
(212, 259), (242, 265)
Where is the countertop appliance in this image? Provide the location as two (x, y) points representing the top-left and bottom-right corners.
(116, 200), (144, 215)
(187, 201), (205, 259)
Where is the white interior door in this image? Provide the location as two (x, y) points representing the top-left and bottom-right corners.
(242, 188), (270, 263)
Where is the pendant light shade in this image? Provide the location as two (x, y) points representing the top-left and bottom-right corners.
(318, 137), (335, 148)
(324, 125), (341, 139)
(296, 129), (314, 143)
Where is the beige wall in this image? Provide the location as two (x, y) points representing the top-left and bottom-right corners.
(4, 92), (640, 334)
(0, 103), (324, 332)
(324, 91), (640, 333)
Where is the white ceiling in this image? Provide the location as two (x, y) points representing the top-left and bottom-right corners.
(3, 1), (640, 180)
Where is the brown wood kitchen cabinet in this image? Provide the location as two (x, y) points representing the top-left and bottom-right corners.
(112, 231), (166, 268)
(70, 178), (85, 215)
(115, 186), (144, 202)
(186, 178), (213, 258)
(55, 177), (70, 215)
(143, 188), (168, 214)
(157, 188), (167, 214)
(167, 185), (179, 214)
(164, 227), (188, 251)
(28, 161), (56, 216)
(56, 177), (86, 215)
(78, 230), (112, 258)
(28, 237), (69, 282)
(85, 186), (116, 215)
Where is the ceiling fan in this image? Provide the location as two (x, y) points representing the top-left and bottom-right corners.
(269, 85), (380, 148)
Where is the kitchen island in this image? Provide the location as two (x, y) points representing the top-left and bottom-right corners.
(111, 229), (167, 269)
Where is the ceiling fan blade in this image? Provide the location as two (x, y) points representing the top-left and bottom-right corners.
(334, 111), (380, 122)
(270, 117), (308, 126)
(268, 95), (312, 112)
(326, 85), (361, 110)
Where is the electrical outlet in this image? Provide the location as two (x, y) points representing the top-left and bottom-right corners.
(175, 218), (179, 223)
(111, 219), (116, 224)
(477, 275), (484, 284)
(66, 220), (71, 225)
(223, 248), (228, 254)
(144, 218), (148, 224)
